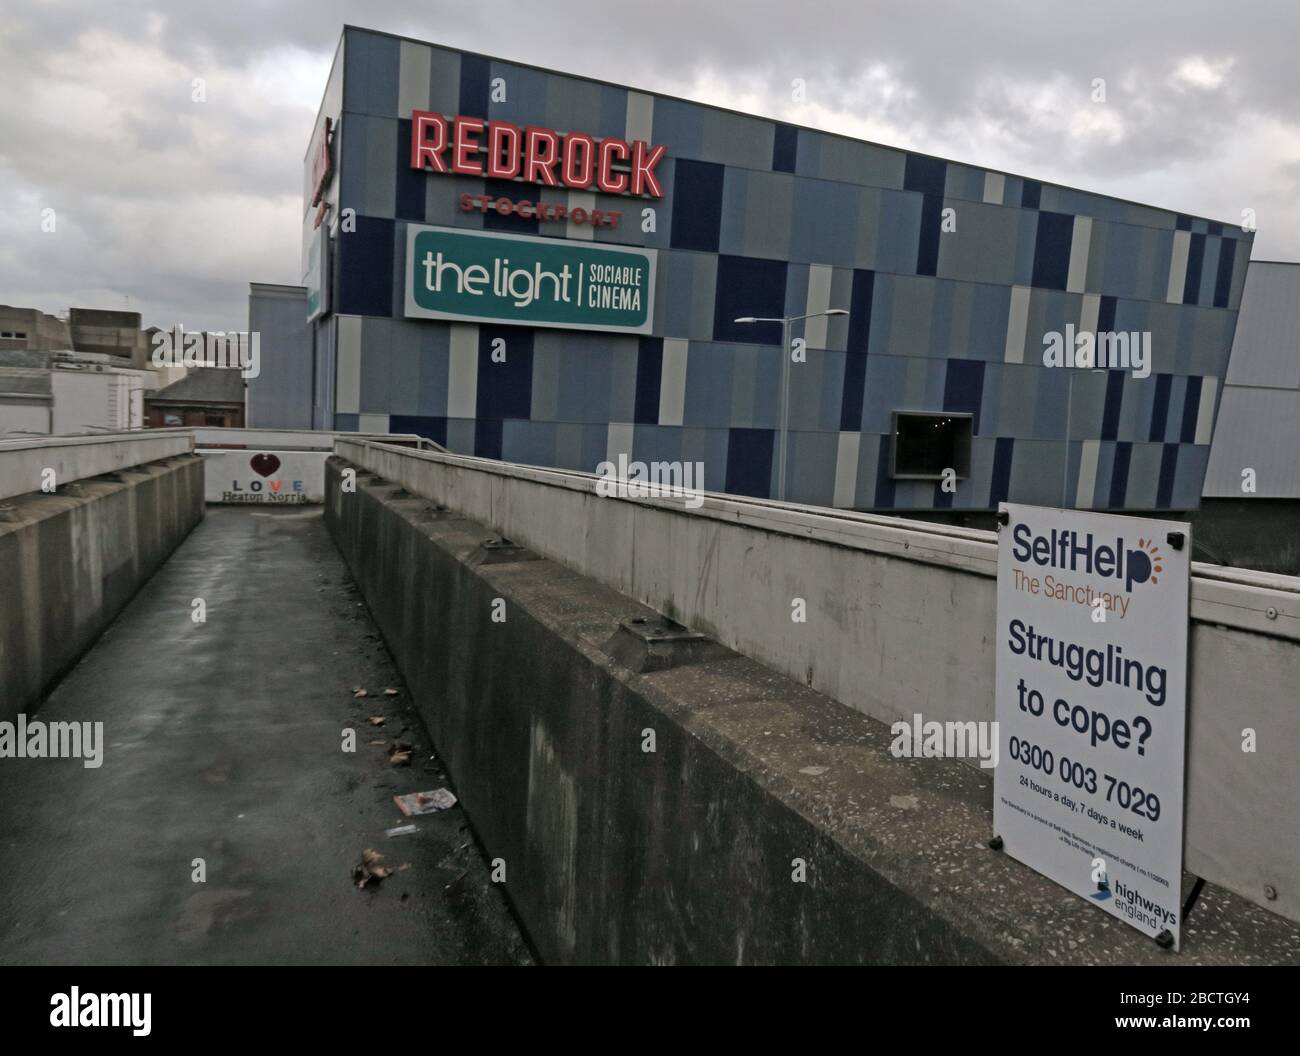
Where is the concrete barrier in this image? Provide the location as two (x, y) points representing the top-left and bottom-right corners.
(324, 458), (1300, 964)
(0, 452), (204, 719)
(333, 439), (1300, 928)
(0, 430), (193, 502)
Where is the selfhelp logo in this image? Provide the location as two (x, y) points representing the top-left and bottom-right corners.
(1011, 523), (1164, 593)
(405, 225), (656, 334)
(50, 988), (151, 1036)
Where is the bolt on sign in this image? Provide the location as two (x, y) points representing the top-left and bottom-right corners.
(404, 225), (656, 334)
(993, 503), (1191, 949)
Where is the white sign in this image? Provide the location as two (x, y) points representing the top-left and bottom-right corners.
(994, 503), (1190, 948)
(198, 449), (326, 504)
(305, 226), (329, 322)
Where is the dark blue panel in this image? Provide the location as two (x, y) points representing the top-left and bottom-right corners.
(772, 124), (798, 173)
(840, 270), (875, 430)
(1148, 373), (1172, 441)
(390, 415), (449, 448)
(1031, 211), (1074, 290)
(1156, 442), (1179, 509)
(670, 158), (725, 252)
(1182, 233), (1206, 305)
(459, 54), (490, 118)
(1208, 221), (1224, 237)
(989, 437), (1014, 506)
(474, 417), (503, 459)
(1100, 370), (1125, 442)
(476, 325), (533, 419)
(943, 360), (985, 433)
(1108, 441), (1132, 507)
(713, 255), (788, 344)
(933, 481), (954, 509)
(1021, 180), (1041, 209)
(634, 337), (663, 424)
(337, 215), (394, 317)
(1097, 294), (1118, 335)
(1175, 214), (1193, 231)
(873, 438), (895, 508)
(394, 118), (425, 221)
(724, 427), (774, 498)
(482, 178), (540, 234)
(904, 155), (946, 278)
(1180, 375), (1203, 443)
(914, 195), (942, 276)
(1213, 239), (1235, 308)
(903, 154), (947, 196)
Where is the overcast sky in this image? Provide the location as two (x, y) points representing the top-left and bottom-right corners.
(2, 0), (1297, 333)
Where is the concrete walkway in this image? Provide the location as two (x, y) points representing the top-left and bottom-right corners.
(0, 507), (530, 965)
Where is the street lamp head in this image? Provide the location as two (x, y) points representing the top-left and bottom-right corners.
(825, 308), (849, 316)
(734, 316), (758, 324)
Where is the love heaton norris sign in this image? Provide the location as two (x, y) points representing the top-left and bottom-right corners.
(410, 112), (667, 198)
(404, 225), (655, 334)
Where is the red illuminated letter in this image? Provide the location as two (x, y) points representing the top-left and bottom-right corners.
(487, 121), (521, 179)
(631, 140), (667, 197)
(451, 116), (485, 175)
(596, 138), (629, 194)
(524, 126), (560, 186)
(410, 111), (448, 172)
(561, 132), (596, 189)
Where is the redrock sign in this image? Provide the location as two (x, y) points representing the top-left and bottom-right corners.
(409, 112), (667, 198)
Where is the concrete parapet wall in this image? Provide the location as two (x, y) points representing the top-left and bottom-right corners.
(333, 440), (1300, 927)
(0, 430), (193, 502)
(0, 454), (204, 719)
(325, 457), (1300, 964)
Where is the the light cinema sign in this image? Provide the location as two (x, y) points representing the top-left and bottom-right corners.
(409, 111), (667, 198)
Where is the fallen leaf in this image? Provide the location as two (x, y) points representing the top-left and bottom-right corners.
(353, 688), (368, 699)
(367, 716), (386, 726)
(352, 848), (392, 888)
(383, 688), (399, 697)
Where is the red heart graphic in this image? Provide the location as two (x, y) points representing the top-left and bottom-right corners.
(250, 453), (281, 477)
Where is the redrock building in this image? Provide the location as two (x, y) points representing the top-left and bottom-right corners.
(250, 24), (1253, 514)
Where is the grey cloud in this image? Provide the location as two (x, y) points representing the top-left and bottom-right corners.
(1, 0), (1296, 332)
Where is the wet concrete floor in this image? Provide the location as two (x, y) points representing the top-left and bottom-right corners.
(0, 506), (531, 965)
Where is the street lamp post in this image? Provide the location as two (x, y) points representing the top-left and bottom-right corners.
(735, 308), (849, 502)
(1062, 368), (1107, 509)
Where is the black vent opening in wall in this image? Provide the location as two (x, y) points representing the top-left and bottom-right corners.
(891, 411), (973, 480)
